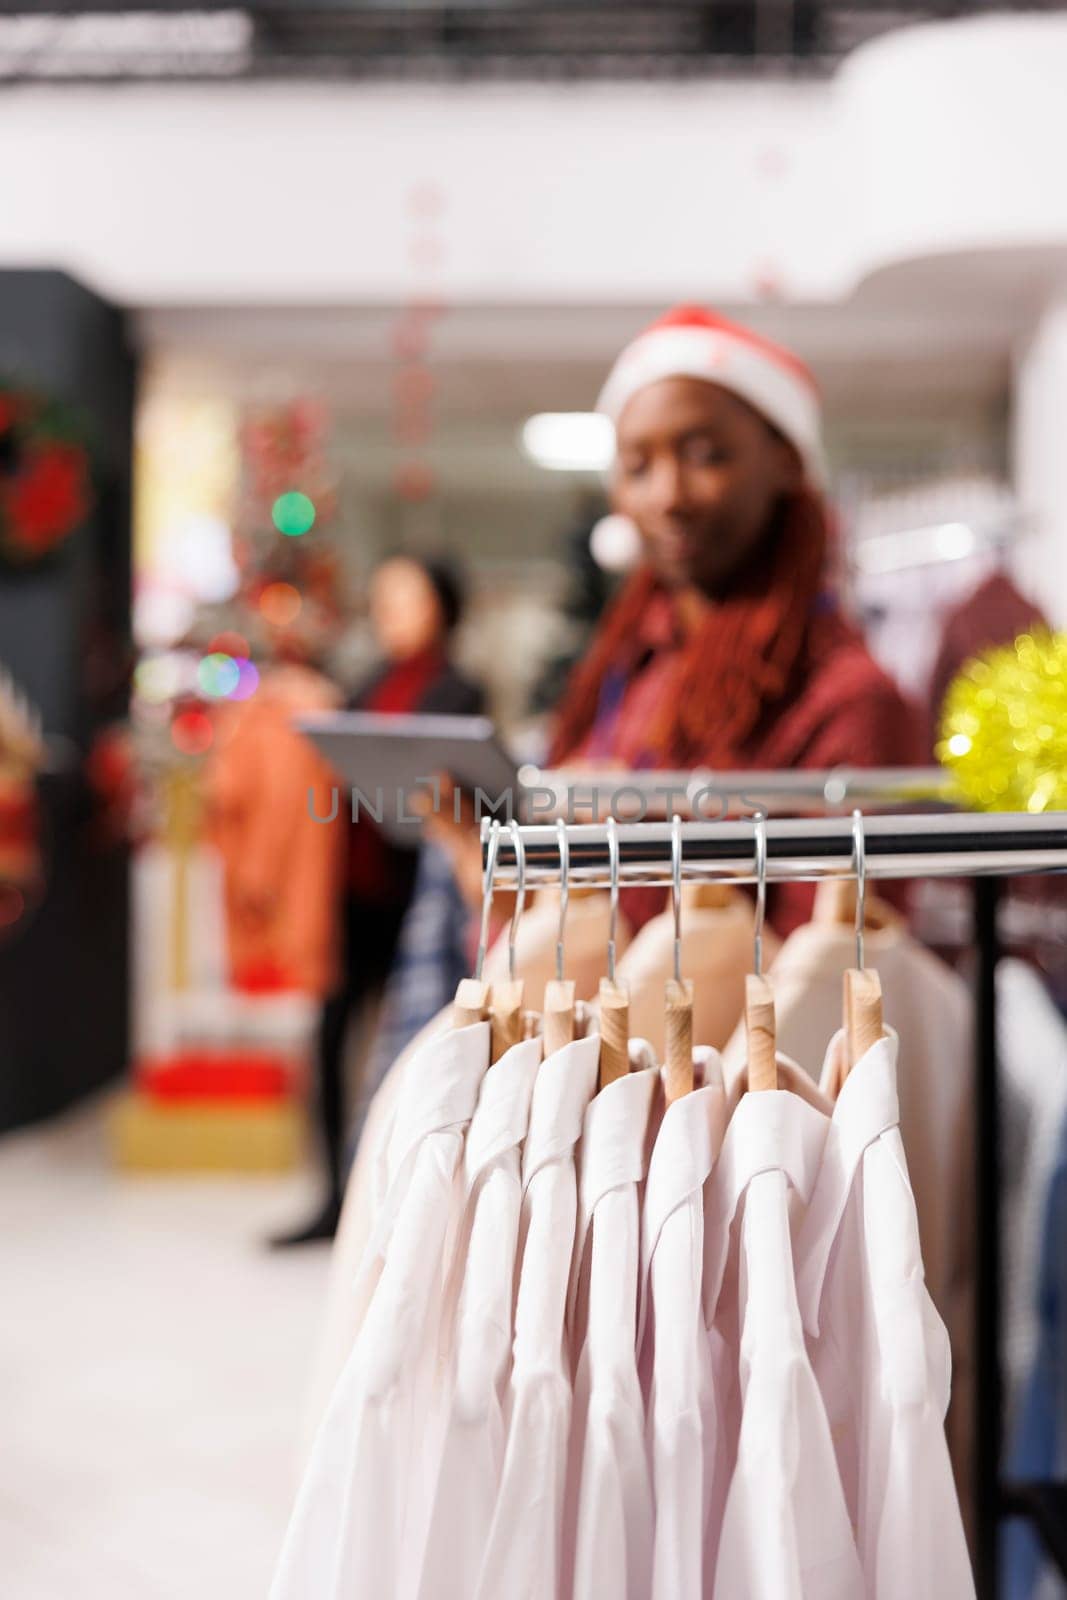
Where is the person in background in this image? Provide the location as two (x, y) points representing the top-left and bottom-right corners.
(427, 305), (920, 935)
(274, 552), (484, 1246)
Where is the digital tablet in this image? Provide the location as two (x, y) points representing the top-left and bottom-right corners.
(295, 711), (522, 846)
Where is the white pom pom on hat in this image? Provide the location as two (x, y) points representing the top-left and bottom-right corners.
(596, 305), (825, 485)
(589, 512), (643, 574)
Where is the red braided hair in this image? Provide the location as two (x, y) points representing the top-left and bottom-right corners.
(548, 487), (829, 768)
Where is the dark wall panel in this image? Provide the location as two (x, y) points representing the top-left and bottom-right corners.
(0, 270), (135, 1131)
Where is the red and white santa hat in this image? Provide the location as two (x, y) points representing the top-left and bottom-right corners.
(596, 305), (824, 484)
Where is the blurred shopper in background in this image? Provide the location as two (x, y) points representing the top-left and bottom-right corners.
(274, 552), (484, 1245)
(428, 305), (921, 935)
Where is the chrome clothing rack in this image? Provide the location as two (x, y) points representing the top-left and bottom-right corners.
(485, 810), (1067, 889)
(518, 763), (954, 816)
(481, 798), (1067, 1600)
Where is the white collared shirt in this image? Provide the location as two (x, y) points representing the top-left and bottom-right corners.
(271, 1020), (490, 1600)
(473, 1031), (601, 1600)
(642, 1048), (728, 1600)
(568, 1052), (659, 1600)
(708, 1079), (863, 1598)
(795, 1031), (974, 1598)
(415, 1034), (544, 1600)
(721, 911), (976, 1531)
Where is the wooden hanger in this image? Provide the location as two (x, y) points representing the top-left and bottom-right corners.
(490, 820), (527, 1062)
(543, 819), (576, 1057)
(815, 875), (857, 928)
(599, 979), (630, 1086)
(665, 978), (694, 1100)
(744, 811), (778, 1091)
(490, 981), (525, 1059)
(844, 968), (884, 1070)
(842, 810), (885, 1077)
(745, 974), (778, 1091)
(598, 816), (629, 1088)
(454, 976), (492, 1028)
(664, 816), (694, 1103)
(453, 819), (501, 1030)
(814, 874), (897, 934)
(685, 880), (736, 911)
(544, 980), (576, 1054)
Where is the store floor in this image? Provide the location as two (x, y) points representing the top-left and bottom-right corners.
(0, 1095), (331, 1599)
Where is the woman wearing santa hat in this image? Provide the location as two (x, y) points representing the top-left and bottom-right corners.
(431, 305), (919, 934)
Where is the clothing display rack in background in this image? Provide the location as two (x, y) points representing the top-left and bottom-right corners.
(484, 797), (1067, 1600)
(521, 764), (954, 816)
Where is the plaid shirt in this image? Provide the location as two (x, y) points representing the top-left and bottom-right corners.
(345, 842), (472, 1166)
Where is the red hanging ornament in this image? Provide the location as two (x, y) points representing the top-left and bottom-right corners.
(393, 461), (436, 503)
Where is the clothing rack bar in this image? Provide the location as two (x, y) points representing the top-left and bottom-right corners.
(520, 763), (954, 814)
(483, 811), (1067, 886)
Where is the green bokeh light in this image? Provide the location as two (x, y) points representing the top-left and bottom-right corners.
(197, 652), (241, 699)
(272, 490), (316, 537)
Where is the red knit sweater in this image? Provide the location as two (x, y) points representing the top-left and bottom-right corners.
(567, 592), (921, 936)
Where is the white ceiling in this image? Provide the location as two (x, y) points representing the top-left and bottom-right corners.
(137, 297), (1015, 424)
(135, 296), (1013, 500)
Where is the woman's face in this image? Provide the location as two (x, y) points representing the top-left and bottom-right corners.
(612, 376), (802, 595)
(369, 558), (446, 661)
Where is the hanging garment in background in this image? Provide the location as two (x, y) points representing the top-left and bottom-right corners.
(206, 664), (345, 997)
(617, 889), (779, 1058)
(473, 1032), (601, 1600)
(796, 1031), (974, 1599)
(272, 1021), (489, 1600)
(483, 889), (632, 1012)
(1002, 1115), (1067, 1600)
(721, 888), (976, 1531)
(416, 1034), (543, 1600)
(927, 570), (1047, 753)
(997, 960), (1067, 1424)
(566, 1049), (658, 1600)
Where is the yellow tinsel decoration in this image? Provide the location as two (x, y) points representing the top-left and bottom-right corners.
(938, 630), (1067, 813)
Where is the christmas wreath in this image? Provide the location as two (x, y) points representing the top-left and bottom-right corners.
(0, 382), (93, 566)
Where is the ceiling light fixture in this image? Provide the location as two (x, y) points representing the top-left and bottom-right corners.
(520, 412), (614, 473)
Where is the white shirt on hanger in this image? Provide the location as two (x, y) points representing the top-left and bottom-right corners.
(720, 900), (975, 1531)
(300, 999), (457, 1460)
(568, 1049), (658, 1600)
(415, 1034), (544, 1600)
(270, 1020), (490, 1600)
(794, 1030), (975, 1599)
(641, 1047), (728, 1600)
(707, 1075), (863, 1598)
(473, 1031), (601, 1600)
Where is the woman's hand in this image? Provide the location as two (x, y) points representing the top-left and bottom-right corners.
(413, 762), (626, 914)
(412, 772), (494, 912)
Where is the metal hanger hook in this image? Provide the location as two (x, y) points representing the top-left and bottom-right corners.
(753, 810), (768, 978)
(555, 818), (569, 983)
(671, 813), (684, 984)
(606, 814), (620, 985)
(475, 818), (502, 981)
(507, 820), (526, 982)
(851, 808), (867, 971)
